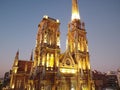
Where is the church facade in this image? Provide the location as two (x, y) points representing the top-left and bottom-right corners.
(9, 0), (95, 90)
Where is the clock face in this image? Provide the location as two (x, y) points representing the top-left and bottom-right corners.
(66, 59), (70, 65)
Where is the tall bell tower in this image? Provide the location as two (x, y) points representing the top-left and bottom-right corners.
(30, 16), (61, 90)
(34, 16), (60, 68)
(66, 0), (94, 90)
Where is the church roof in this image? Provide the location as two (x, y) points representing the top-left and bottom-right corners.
(17, 60), (33, 74)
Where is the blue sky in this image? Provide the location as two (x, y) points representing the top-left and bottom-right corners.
(0, 0), (120, 77)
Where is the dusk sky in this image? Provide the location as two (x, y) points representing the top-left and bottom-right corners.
(0, 0), (120, 77)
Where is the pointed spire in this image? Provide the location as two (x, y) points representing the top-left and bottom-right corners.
(71, 0), (80, 21)
(30, 49), (33, 61)
(15, 49), (19, 60)
(13, 50), (19, 67)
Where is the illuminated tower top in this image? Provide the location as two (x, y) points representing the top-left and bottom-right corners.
(71, 0), (80, 21)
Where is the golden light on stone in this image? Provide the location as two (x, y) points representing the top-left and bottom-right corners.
(71, 13), (80, 20)
(37, 57), (40, 66)
(15, 61), (18, 66)
(57, 36), (60, 47)
(43, 15), (48, 19)
(56, 19), (60, 23)
(9, 0), (95, 90)
(71, 0), (80, 20)
(60, 68), (77, 74)
(42, 56), (45, 65)
(50, 54), (54, 67)
(44, 34), (47, 43)
(14, 69), (17, 73)
(12, 84), (14, 89)
(46, 53), (49, 67)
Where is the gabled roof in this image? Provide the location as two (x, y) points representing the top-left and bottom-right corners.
(60, 50), (77, 67)
(17, 60), (33, 74)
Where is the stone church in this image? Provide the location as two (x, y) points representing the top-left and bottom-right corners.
(9, 0), (95, 90)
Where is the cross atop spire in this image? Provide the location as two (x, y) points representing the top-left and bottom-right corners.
(71, 0), (80, 21)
